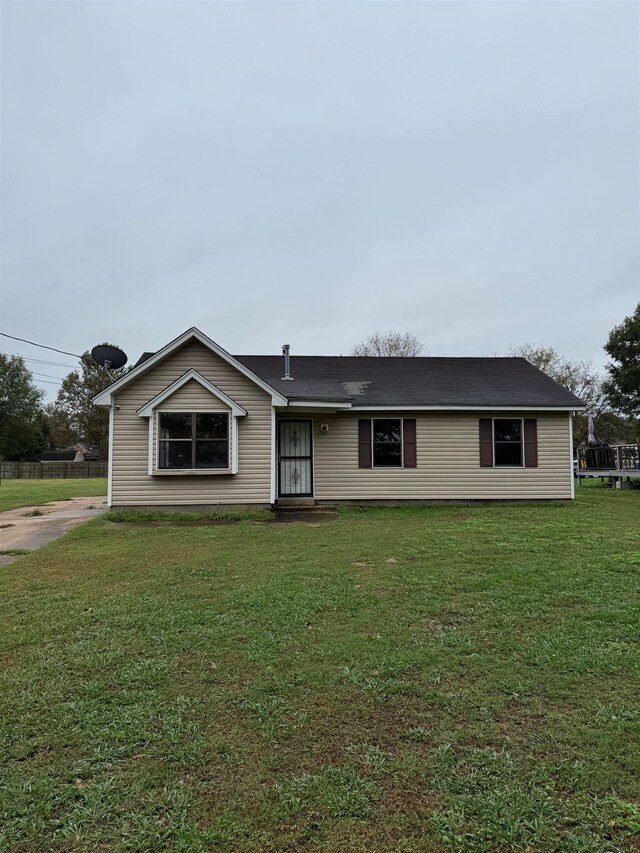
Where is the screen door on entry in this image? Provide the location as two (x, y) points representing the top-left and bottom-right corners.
(278, 420), (313, 497)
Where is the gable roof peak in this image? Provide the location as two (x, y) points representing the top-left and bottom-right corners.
(93, 327), (288, 408)
(136, 369), (247, 418)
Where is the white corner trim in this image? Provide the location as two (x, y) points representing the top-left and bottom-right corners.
(569, 412), (575, 499)
(148, 417), (154, 476)
(136, 370), (248, 417)
(231, 413), (239, 474)
(107, 405), (114, 507)
(270, 407), (276, 504)
(92, 327), (289, 407)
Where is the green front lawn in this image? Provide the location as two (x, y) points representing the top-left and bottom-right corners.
(0, 478), (107, 513)
(1, 489), (638, 851)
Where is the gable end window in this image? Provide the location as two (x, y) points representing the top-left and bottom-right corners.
(158, 412), (229, 469)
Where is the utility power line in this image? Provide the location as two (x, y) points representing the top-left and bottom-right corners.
(22, 356), (77, 369)
(1, 332), (81, 358)
(31, 371), (67, 381)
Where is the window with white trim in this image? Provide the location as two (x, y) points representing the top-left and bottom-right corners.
(372, 418), (403, 467)
(493, 418), (523, 467)
(158, 412), (230, 469)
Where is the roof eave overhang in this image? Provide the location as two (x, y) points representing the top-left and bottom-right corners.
(283, 400), (353, 409)
(92, 327), (289, 408)
(276, 402), (585, 412)
(350, 405), (586, 412)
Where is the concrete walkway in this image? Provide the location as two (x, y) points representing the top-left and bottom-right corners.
(0, 496), (108, 566)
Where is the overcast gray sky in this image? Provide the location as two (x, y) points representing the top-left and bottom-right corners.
(1, 1), (638, 400)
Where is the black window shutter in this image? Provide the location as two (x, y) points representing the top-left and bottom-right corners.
(524, 419), (538, 467)
(358, 419), (372, 468)
(479, 419), (493, 467)
(403, 419), (417, 468)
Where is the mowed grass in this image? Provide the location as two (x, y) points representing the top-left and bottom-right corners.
(0, 478), (107, 513)
(0, 489), (638, 851)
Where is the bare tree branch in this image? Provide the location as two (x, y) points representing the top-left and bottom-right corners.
(508, 343), (616, 446)
(351, 331), (426, 357)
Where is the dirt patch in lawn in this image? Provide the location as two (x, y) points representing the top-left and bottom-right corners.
(496, 698), (564, 756)
(259, 511), (339, 524)
(283, 695), (433, 765)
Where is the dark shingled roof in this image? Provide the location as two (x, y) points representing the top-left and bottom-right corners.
(235, 356), (584, 408)
(134, 351), (156, 368)
(41, 450), (78, 461)
(130, 350), (584, 408)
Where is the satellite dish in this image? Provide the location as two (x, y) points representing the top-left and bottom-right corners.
(91, 345), (128, 372)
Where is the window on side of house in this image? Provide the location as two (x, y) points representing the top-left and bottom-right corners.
(372, 418), (403, 467)
(493, 418), (523, 467)
(158, 412), (229, 469)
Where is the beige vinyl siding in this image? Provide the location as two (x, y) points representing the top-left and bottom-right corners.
(309, 411), (572, 500)
(111, 341), (272, 506)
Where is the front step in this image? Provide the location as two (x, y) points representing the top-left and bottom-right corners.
(276, 497), (316, 508)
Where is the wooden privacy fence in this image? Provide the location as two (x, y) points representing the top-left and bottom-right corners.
(1, 462), (108, 480)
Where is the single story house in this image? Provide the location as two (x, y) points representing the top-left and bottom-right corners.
(41, 444), (92, 463)
(40, 444), (99, 462)
(93, 327), (585, 508)
(41, 450), (81, 463)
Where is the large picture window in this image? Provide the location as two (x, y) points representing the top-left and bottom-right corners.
(158, 412), (229, 469)
(372, 419), (403, 467)
(493, 418), (523, 467)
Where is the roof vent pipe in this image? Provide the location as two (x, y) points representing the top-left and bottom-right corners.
(281, 344), (293, 380)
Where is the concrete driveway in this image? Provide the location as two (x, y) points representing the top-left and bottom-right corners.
(0, 496), (108, 566)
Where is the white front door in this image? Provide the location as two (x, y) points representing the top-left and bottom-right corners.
(278, 420), (313, 497)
